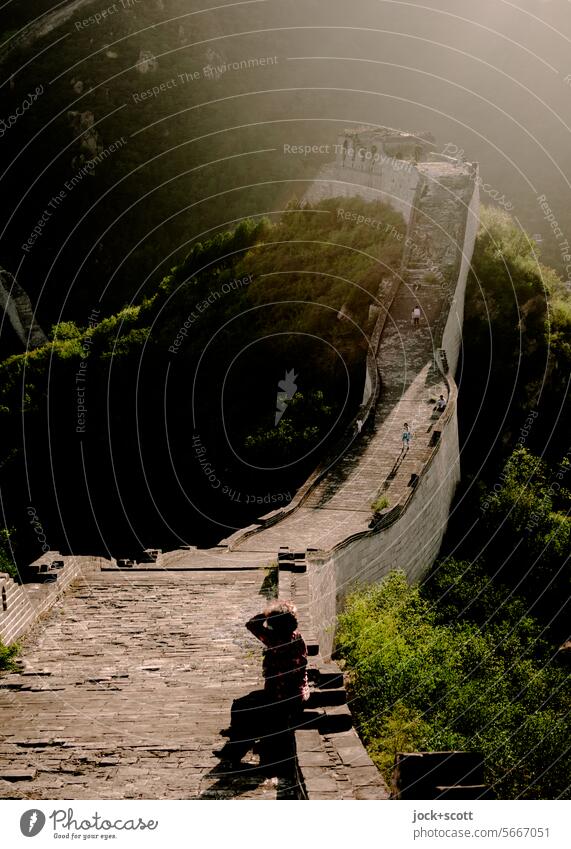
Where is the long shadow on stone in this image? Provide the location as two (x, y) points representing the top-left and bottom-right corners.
(203, 689), (303, 799)
(307, 430), (375, 508)
(199, 761), (300, 800)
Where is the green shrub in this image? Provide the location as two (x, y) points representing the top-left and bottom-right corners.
(0, 528), (17, 579)
(477, 446), (571, 628)
(371, 496), (389, 513)
(461, 206), (571, 475)
(259, 563), (279, 600)
(0, 640), (19, 672)
(336, 570), (570, 798)
(244, 390), (334, 463)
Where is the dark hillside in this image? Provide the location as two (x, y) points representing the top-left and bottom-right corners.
(0, 196), (404, 560)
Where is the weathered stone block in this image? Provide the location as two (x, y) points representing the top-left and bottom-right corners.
(304, 776), (338, 794)
(295, 730), (322, 752)
(0, 768), (37, 781)
(355, 785), (388, 800)
(297, 751), (331, 768)
(336, 747), (374, 768)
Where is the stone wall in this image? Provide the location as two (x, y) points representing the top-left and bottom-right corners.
(298, 153), (480, 658)
(0, 267), (47, 349)
(0, 554), (105, 646)
(441, 180), (481, 375)
(307, 387), (460, 658)
(361, 275), (400, 407)
(304, 160), (421, 225)
(0, 573), (35, 647)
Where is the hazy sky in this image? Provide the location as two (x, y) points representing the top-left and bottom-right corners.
(3, 0), (571, 269)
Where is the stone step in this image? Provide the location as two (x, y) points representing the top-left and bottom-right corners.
(296, 652), (390, 800)
(307, 687), (347, 708)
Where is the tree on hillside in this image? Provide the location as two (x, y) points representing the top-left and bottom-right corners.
(461, 207), (570, 471)
(477, 447), (570, 632)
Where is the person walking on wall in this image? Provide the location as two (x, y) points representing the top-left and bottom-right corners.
(402, 422), (412, 452)
(411, 305), (421, 327)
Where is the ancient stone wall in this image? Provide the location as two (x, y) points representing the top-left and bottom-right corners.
(0, 268), (47, 349)
(441, 179), (481, 375)
(307, 389), (460, 658)
(0, 555), (104, 646)
(296, 147), (480, 659)
(304, 159), (421, 225)
(361, 275), (400, 407)
(0, 133), (480, 801)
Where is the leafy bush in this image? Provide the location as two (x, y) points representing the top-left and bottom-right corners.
(0, 640), (19, 672)
(244, 390), (334, 464)
(0, 197), (405, 553)
(0, 528), (17, 579)
(336, 569), (570, 799)
(461, 206), (571, 473)
(477, 446), (571, 631)
(371, 496), (389, 513)
(50, 321), (82, 341)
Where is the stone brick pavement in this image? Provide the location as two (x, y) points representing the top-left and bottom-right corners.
(0, 569), (301, 799)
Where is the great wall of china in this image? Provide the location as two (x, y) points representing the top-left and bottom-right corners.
(0, 128), (480, 800)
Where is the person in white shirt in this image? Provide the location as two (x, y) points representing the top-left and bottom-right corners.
(402, 423), (412, 451)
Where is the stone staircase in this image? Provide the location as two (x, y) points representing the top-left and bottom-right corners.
(295, 664), (389, 800)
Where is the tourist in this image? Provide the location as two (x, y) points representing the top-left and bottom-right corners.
(402, 422), (412, 451)
(436, 394), (447, 413)
(215, 601), (309, 770)
(246, 600), (310, 705)
(411, 305), (421, 326)
(356, 418), (363, 434)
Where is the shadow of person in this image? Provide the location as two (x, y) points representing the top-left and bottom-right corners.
(199, 761), (300, 800)
(200, 689), (304, 798)
(215, 689), (299, 773)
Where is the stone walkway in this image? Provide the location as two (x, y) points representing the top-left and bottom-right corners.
(229, 162), (472, 556)
(232, 287), (447, 552)
(0, 568), (301, 799)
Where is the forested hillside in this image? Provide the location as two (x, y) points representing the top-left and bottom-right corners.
(0, 196), (404, 560)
